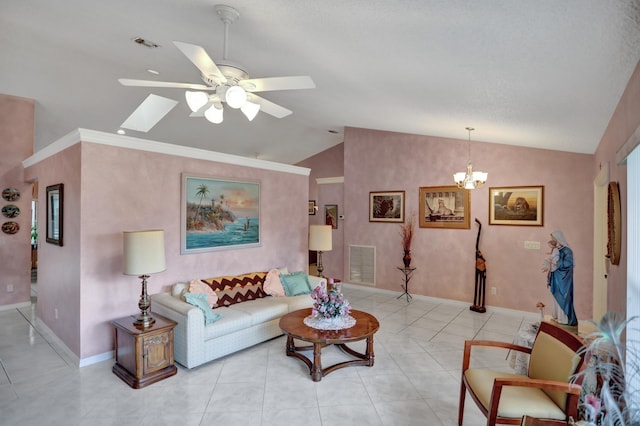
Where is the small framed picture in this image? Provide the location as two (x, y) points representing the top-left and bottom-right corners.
(325, 204), (338, 229)
(369, 191), (405, 223)
(419, 186), (470, 229)
(46, 183), (64, 246)
(489, 186), (544, 226)
(308, 200), (316, 215)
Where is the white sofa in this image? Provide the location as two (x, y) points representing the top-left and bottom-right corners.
(151, 274), (325, 369)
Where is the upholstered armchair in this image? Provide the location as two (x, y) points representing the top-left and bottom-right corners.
(458, 321), (589, 426)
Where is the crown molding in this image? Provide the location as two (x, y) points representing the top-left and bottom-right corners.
(316, 176), (344, 184)
(23, 129), (310, 176)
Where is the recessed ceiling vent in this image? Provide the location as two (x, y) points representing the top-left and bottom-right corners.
(133, 37), (160, 49)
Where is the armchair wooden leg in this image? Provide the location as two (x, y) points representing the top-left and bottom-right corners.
(458, 379), (467, 425)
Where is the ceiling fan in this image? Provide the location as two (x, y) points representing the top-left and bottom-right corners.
(118, 4), (315, 128)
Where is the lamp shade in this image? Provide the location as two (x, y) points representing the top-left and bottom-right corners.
(309, 225), (332, 251)
(123, 230), (166, 276)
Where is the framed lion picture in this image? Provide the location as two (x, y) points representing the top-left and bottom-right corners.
(488, 186), (543, 226)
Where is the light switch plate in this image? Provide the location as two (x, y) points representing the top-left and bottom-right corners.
(524, 241), (541, 250)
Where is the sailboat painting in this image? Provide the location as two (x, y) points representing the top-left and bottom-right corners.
(181, 174), (260, 254)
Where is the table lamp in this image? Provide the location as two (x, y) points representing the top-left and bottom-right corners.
(309, 225), (332, 278)
(123, 229), (166, 328)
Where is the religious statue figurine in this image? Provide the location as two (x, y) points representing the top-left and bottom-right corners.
(542, 230), (577, 326)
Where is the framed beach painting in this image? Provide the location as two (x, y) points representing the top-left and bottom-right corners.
(369, 191), (405, 223)
(488, 186), (543, 226)
(181, 174), (260, 254)
(419, 185), (470, 229)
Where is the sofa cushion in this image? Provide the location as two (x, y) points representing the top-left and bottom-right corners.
(184, 293), (223, 325)
(203, 308), (253, 340)
(202, 272), (268, 307)
(203, 271), (267, 291)
(284, 294), (315, 312)
(172, 282), (189, 300)
(188, 279), (218, 307)
(280, 271), (312, 296)
(264, 268), (286, 297)
(228, 298), (289, 326)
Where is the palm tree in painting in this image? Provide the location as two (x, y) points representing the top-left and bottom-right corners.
(194, 184), (210, 223)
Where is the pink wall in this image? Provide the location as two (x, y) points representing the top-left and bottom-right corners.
(341, 127), (594, 317)
(594, 58), (640, 316)
(298, 143), (345, 280)
(0, 94), (34, 308)
(25, 135), (310, 361)
(24, 145), (82, 354)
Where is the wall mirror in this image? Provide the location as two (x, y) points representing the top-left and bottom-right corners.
(46, 183), (63, 246)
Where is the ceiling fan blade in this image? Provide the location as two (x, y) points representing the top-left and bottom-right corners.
(118, 78), (214, 91)
(173, 41), (227, 85)
(120, 94), (178, 132)
(240, 76), (315, 92)
(249, 94), (292, 118)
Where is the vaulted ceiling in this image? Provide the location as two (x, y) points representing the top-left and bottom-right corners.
(2, 1), (639, 164)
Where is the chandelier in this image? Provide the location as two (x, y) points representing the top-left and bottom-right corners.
(453, 127), (488, 189)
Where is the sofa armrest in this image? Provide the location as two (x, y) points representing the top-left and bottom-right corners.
(150, 292), (206, 368)
(307, 274), (327, 290)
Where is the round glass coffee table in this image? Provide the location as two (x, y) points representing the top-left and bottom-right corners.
(279, 308), (380, 382)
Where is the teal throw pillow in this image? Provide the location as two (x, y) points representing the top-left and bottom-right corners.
(184, 292), (223, 325)
(280, 271), (312, 296)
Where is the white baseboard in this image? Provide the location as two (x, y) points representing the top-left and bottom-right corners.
(0, 301), (31, 312)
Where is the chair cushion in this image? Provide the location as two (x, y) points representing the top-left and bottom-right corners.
(464, 369), (567, 420)
(529, 330), (581, 410)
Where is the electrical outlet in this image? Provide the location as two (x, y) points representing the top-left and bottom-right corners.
(6, 284), (13, 292)
(524, 241), (541, 250)
(491, 287), (497, 295)
(54, 308), (59, 320)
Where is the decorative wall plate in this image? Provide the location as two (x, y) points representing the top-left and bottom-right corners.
(607, 181), (621, 265)
(1, 204), (20, 218)
(1, 221), (19, 234)
(2, 188), (20, 202)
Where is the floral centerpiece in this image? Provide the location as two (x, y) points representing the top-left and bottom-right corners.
(304, 282), (355, 330)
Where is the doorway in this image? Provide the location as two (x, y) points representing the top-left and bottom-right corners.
(592, 164), (608, 321)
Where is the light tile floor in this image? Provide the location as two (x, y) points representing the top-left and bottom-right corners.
(0, 284), (538, 425)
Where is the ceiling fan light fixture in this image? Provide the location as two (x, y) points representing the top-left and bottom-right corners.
(204, 103), (224, 124)
(241, 101), (260, 121)
(185, 91), (209, 112)
(225, 85), (247, 108)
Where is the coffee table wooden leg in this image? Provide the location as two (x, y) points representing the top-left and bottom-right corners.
(311, 342), (323, 382)
(286, 335), (295, 355)
(366, 336), (375, 366)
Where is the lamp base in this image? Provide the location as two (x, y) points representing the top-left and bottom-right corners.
(134, 275), (155, 329)
(133, 313), (156, 328)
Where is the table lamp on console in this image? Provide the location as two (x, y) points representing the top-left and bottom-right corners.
(123, 229), (166, 328)
(309, 225), (332, 278)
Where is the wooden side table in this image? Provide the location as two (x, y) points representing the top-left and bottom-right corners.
(111, 313), (177, 389)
